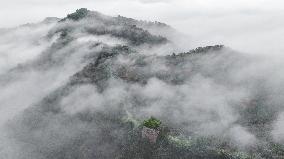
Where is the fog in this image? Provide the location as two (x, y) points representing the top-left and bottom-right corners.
(0, 4), (283, 159)
(1, 0), (284, 54)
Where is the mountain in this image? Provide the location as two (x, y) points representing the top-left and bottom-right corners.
(0, 8), (284, 159)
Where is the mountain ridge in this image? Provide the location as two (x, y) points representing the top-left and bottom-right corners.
(1, 8), (283, 159)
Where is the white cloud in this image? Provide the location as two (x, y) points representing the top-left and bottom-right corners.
(0, 1), (284, 157)
(1, 0), (284, 54)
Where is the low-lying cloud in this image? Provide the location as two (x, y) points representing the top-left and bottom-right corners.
(0, 7), (284, 158)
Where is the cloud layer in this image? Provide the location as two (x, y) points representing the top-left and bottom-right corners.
(0, 4), (284, 159)
(1, 0), (284, 54)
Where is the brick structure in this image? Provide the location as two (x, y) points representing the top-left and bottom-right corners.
(142, 126), (160, 143)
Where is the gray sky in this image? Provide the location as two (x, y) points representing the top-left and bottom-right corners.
(1, 0), (284, 54)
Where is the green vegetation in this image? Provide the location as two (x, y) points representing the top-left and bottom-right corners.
(169, 45), (224, 57)
(167, 135), (192, 148)
(29, 8), (284, 159)
(62, 8), (89, 21)
(143, 117), (162, 129)
(122, 112), (140, 128)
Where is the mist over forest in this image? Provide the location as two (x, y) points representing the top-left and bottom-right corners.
(0, 8), (284, 159)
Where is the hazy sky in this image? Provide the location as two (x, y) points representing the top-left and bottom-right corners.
(1, 0), (284, 54)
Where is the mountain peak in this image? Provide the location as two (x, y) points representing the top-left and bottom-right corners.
(61, 8), (91, 21)
(4, 8), (280, 159)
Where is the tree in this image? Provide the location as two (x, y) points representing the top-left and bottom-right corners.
(143, 117), (162, 129)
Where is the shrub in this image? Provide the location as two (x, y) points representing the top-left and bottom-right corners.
(143, 117), (161, 129)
